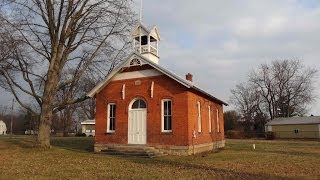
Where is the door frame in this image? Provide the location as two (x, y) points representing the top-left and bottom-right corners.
(128, 98), (147, 144)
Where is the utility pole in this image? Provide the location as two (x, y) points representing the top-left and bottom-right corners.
(10, 98), (14, 136)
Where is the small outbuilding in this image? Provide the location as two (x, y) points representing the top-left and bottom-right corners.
(0, 120), (7, 135)
(265, 116), (320, 139)
(81, 119), (95, 136)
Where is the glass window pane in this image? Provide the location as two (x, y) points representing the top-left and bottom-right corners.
(132, 100), (139, 109)
(164, 101), (168, 115)
(168, 101), (172, 115)
(132, 99), (146, 109)
(111, 118), (115, 130)
(111, 105), (114, 117)
(168, 116), (172, 130)
(110, 118), (113, 130)
(110, 119), (112, 130)
(109, 105), (113, 117)
(164, 116), (168, 130)
(139, 100), (146, 108)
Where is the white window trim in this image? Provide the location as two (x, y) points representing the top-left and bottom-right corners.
(197, 101), (201, 133)
(208, 106), (212, 133)
(161, 99), (172, 132)
(216, 109), (220, 133)
(107, 103), (116, 133)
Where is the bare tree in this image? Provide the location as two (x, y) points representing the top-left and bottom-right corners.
(249, 59), (317, 119)
(230, 83), (262, 121)
(231, 59), (318, 123)
(0, 0), (135, 147)
(74, 75), (97, 120)
(230, 83), (265, 132)
(53, 69), (98, 136)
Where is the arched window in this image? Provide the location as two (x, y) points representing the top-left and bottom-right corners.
(131, 99), (146, 109)
(129, 58), (141, 66)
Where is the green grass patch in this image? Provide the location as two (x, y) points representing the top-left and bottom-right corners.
(0, 136), (319, 179)
(50, 137), (94, 152)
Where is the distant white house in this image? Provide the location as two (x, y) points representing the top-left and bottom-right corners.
(0, 120), (7, 135)
(81, 119), (95, 136)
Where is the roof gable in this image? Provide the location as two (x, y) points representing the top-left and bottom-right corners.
(87, 52), (228, 105)
(131, 24), (160, 41)
(149, 26), (160, 40)
(131, 23), (149, 37)
(87, 53), (191, 97)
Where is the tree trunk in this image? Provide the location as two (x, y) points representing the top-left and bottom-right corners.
(63, 107), (71, 137)
(37, 68), (60, 148)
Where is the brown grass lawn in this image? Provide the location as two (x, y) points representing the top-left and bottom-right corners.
(0, 136), (319, 179)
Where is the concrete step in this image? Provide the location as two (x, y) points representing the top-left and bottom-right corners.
(108, 145), (156, 150)
(100, 145), (166, 158)
(102, 150), (155, 158)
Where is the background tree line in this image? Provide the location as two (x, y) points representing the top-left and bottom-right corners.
(225, 59), (318, 135)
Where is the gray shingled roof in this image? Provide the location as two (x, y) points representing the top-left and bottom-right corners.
(266, 116), (320, 125)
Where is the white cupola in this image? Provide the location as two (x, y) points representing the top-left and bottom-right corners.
(132, 24), (160, 64)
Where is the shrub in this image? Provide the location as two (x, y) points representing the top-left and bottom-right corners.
(265, 132), (275, 140)
(225, 130), (246, 139)
(75, 132), (87, 137)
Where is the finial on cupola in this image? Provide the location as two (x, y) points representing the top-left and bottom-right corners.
(132, 0), (161, 64)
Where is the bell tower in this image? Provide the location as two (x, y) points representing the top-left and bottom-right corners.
(132, 0), (160, 64)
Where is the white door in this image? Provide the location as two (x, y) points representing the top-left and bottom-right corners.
(128, 99), (147, 144)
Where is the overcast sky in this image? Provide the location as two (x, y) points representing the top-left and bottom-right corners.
(1, 0), (319, 115)
(133, 0), (320, 114)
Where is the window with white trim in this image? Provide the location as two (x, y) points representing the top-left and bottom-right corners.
(208, 106), (212, 133)
(107, 103), (116, 132)
(197, 101), (201, 132)
(162, 99), (172, 132)
(216, 109), (220, 133)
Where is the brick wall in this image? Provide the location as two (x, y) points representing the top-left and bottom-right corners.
(187, 91), (224, 145)
(95, 75), (190, 146)
(95, 73), (224, 147)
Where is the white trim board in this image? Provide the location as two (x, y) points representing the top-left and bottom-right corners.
(112, 69), (163, 81)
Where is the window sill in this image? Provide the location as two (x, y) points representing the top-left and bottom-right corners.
(105, 131), (115, 134)
(161, 131), (173, 134)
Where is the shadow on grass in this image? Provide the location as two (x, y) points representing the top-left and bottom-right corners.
(124, 155), (287, 179)
(0, 136), (95, 153)
(1, 136), (37, 149)
(50, 137), (94, 152)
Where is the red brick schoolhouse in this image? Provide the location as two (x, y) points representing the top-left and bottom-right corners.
(87, 23), (228, 155)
